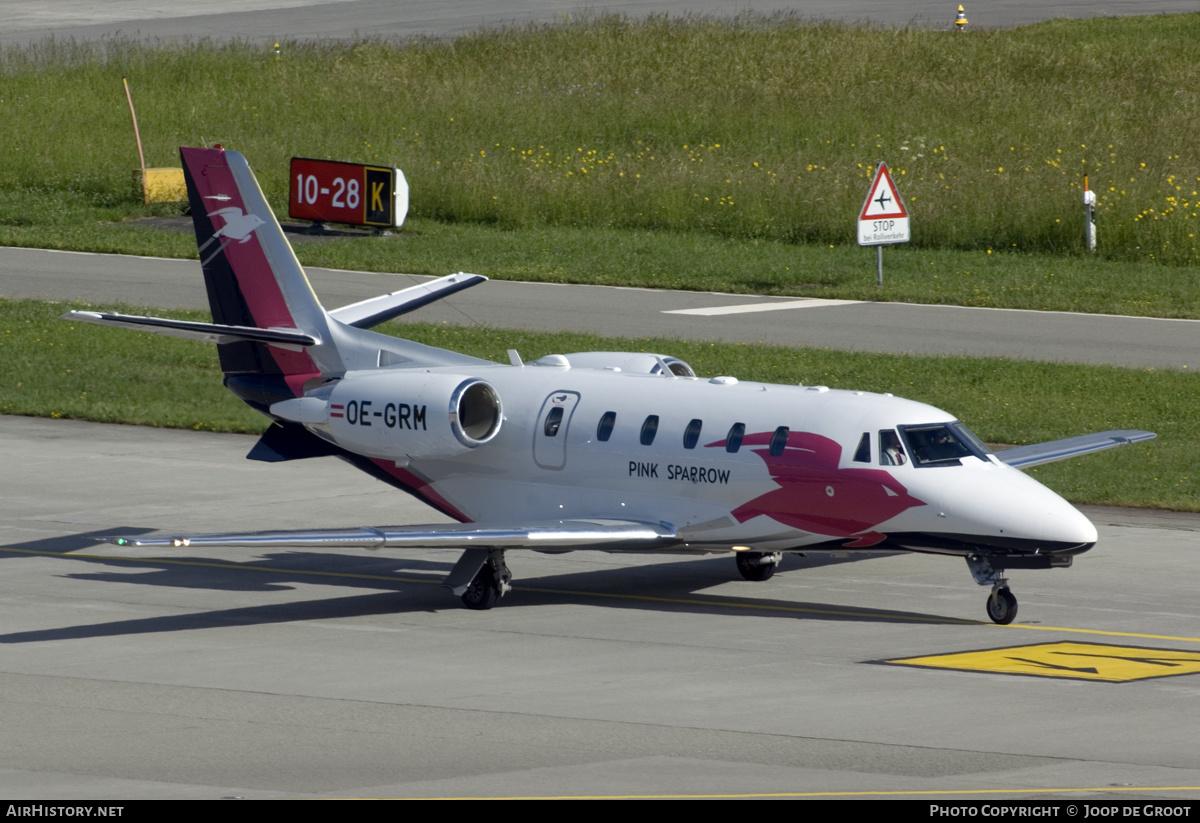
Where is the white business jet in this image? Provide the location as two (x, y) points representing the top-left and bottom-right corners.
(65, 147), (1154, 624)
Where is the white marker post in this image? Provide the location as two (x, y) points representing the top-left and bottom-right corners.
(857, 161), (910, 286)
(1083, 174), (1097, 252)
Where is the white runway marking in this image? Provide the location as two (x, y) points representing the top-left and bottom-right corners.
(663, 298), (861, 316)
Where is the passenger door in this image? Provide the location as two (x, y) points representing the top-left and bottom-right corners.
(534, 391), (580, 470)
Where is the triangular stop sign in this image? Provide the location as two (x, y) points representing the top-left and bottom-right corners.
(857, 162), (910, 246)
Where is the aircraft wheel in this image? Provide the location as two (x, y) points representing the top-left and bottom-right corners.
(986, 587), (1018, 625)
(461, 568), (500, 610)
(736, 552), (780, 582)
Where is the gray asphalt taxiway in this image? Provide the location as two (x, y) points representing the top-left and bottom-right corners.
(5, 246), (1200, 370)
(3, 415), (1200, 799)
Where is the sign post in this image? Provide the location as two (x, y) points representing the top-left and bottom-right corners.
(857, 161), (910, 285)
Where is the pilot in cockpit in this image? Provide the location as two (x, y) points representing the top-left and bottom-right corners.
(880, 431), (907, 465)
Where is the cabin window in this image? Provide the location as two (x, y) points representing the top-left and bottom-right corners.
(683, 419), (703, 449)
(596, 411), (616, 442)
(725, 422), (746, 453)
(544, 406), (564, 437)
(853, 433), (872, 463)
(769, 426), (789, 457)
(640, 415), (659, 446)
(879, 430), (907, 466)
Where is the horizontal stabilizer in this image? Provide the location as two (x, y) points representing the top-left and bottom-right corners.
(329, 272), (487, 329)
(996, 429), (1156, 469)
(62, 310), (317, 348)
(111, 520), (679, 552)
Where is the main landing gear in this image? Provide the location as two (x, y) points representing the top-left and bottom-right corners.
(446, 548), (512, 610)
(735, 551), (782, 582)
(966, 553), (1018, 625)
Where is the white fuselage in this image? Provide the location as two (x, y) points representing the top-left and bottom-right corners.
(309, 359), (1097, 557)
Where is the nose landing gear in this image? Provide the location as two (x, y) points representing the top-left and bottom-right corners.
(967, 553), (1019, 625)
(985, 586), (1018, 625)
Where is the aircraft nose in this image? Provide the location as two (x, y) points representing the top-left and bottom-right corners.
(988, 468), (1097, 548)
(910, 463), (1097, 551)
(1036, 489), (1098, 546)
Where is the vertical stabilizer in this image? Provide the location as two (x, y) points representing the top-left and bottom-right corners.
(181, 146), (345, 408)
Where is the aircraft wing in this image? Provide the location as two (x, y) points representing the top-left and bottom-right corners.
(995, 429), (1156, 469)
(111, 519), (680, 552)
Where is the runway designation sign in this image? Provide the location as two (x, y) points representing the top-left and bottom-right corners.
(289, 157), (409, 228)
(857, 162), (910, 246)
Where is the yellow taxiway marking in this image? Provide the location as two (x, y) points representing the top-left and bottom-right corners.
(6, 546), (1200, 645)
(887, 641), (1200, 682)
(1001, 622), (1200, 644)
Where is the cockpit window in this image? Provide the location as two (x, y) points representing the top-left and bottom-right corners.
(879, 430), (907, 466)
(951, 422), (993, 458)
(853, 433), (871, 463)
(899, 423), (990, 467)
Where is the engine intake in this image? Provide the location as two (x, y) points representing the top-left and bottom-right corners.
(449, 379), (503, 446)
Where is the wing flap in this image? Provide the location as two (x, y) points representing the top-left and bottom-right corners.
(112, 519), (679, 552)
(996, 429), (1156, 469)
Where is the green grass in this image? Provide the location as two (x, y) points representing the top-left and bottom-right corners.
(2, 297), (1187, 510)
(1, 14), (1199, 303)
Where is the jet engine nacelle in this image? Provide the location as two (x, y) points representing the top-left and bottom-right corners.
(277, 372), (503, 461)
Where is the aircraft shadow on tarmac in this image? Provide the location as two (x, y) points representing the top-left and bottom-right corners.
(0, 532), (974, 644)
(3, 527), (155, 555)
